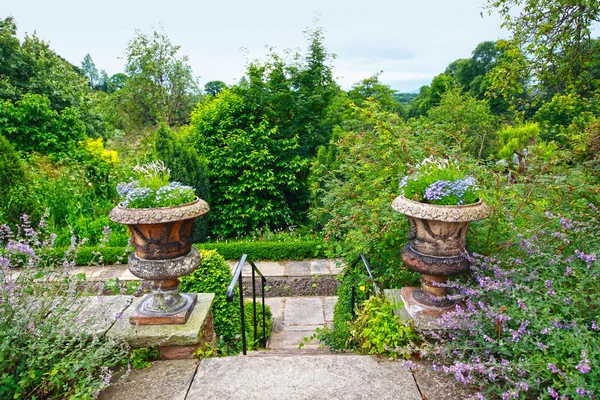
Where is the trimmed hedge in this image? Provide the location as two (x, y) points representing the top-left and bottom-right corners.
(196, 240), (324, 261)
(36, 240), (325, 266)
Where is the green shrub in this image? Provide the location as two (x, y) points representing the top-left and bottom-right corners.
(38, 239), (325, 266)
(0, 134), (38, 224)
(155, 124), (210, 242)
(244, 301), (272, 350)
(196, 240), (325, 261)
(348, 296), (418, 359)
(130, 347), (159, 369)
(179, 249), (241, 349)
(0, 216), (130, 400)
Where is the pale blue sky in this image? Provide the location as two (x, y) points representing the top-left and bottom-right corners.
(3, 0), (513, 92)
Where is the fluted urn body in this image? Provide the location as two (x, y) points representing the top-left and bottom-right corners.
(392, 196), (490, 307)
(109, 198), (209, 324)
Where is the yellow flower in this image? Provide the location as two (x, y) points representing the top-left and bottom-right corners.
(359, 285), (365, 291)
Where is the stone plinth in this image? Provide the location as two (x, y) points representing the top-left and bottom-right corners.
(385, 288), (460, 330)
(106, 293), (216, 353)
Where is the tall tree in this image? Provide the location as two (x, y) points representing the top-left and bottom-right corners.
(121, 27), (200, 127)
(81, 54), (99, 89)
(204, 80), (227, 96)
(486, 0), (600, 98)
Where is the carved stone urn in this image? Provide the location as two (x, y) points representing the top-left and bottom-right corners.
(109, 198), (209, 324)
(392, 195), (490, 311)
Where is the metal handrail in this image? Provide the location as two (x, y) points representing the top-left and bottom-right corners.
(348, 254), (380, 317)
(226, 254), (267, 355)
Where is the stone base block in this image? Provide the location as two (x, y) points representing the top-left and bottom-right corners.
(106, 293), (216, 350)
(385, 287), (461, 330)
(130, 293), (197, 325)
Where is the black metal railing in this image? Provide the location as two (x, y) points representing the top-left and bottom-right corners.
(226, 254), (267, 355)
(348, 254), (380, 317)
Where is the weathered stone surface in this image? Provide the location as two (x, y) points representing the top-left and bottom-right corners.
(310, 259), (330, 275)
(285, 261), (311, 276)
(323, 297), (337, 322)
(264, 297), (284, 317)
(106, 293), (215, 347)
(98, 359), (198, 400)
(188, 355), (421, 400)
(254, 261), (285, 276)
(248, 276), (338, 297)
(128, 248), (200, 280)
(385, 288), (460, 330)
(109, 197), (209, 224)
(268, 331), (318, 348)
(330, 259), (346, 275)
(392, 195), (491, 222)
(76, 296), (134, 337)
(284, 297), (325, 326)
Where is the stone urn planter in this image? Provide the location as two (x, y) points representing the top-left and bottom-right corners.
(392, 195), (490, 310)
(109, 198), (209, 324)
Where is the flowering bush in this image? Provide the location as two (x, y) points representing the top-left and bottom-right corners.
(413, 206), (599, 399)
(0, 215), (130, 399)
(116, 161), (195, 208)
(399, 157), (479, 205)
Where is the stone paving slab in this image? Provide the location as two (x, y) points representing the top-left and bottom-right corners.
(285, 260), (311, 275)
(284, 297), (325, 325)
(98, 359), (198, 400)
(106, 293), (215, 347)
(268, 331), (317, 348)
(310, 259), (330, 275)
(76, 296), (133, 337)
(188, 355), (421, 400)
(323, 296), (337, 322)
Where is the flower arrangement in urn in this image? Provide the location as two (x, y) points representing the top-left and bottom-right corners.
(393, 156), (490, 317)
(116, 161), (195, 209)
(109, 160), (209, 324)
(399, 156), (479, 206)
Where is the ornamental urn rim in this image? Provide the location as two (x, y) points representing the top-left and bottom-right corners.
(109, 197), (209, 225)
(392, 195), (491, 222)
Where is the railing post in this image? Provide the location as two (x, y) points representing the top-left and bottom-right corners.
(252, 263), (257, 350)
(262, 277), (266, 347)
(238, 271), (247, 355)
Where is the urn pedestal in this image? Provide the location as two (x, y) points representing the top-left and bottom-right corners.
(109, 198), (209, 325)
(392, 196), (490, 320)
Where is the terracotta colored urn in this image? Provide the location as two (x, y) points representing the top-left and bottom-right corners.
(109, 198), (209, 324)
(392, 195), (490, 308)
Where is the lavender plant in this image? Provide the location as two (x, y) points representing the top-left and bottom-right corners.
(411, 206), (599, 399)
(0, 215), (130, 399)
(400, 156), (479, 205)
(116, 161), (195, 208)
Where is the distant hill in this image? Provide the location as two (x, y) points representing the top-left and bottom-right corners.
(392, 92), (417, 105)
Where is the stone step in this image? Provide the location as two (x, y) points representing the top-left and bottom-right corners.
(187, 355), (422, 400)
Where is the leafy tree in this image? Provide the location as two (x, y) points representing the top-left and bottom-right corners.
(204, 80), (227, 96)
(0, 93), (86, 154)
(0, 134), (38, 224)
(81, 54), (99, 89)
(347, 73), (403, 114)
(0, 17), (107, 140)
(427, 88), (498, 159)
(486, 0), (600, 98)
(190, 90), (307, 238)
(120, 27), (200, 127)
(408, 75), (454, 117)
(109, 73), (127, 91)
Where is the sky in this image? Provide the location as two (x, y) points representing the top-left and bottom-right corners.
(2, 0), (511, 92)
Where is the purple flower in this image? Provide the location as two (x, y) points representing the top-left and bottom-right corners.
(547, 387), (559, 399)
(577, 388), (586, 396)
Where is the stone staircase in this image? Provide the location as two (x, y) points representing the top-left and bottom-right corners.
(87, 258), (473, 399)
